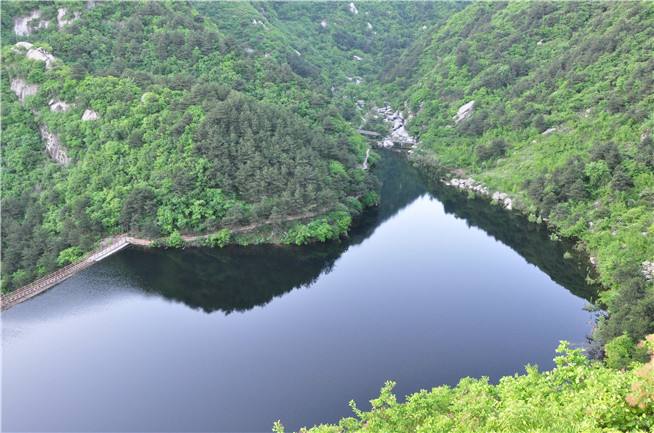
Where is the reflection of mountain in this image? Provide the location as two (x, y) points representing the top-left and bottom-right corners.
(115, 151), (596, 313)
(428, 183), (599, 302)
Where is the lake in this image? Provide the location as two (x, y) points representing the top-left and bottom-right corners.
(2, 152), (597, 432)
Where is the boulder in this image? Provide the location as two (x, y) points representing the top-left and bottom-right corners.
(12, 41), (34, 53)
(49, 99), (72, 112)
(10, 78), (39, 103)
(82, 109), (99, 121)
(349, 2), (358, 14)
(39, 125), (71, 165)
(26, 47), (57, 69)
(453, 101), (475, 124)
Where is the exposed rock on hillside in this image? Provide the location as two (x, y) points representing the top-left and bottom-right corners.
(82, 109), (99, 121)
(14, 10), (49, 36)
(453, 101), (474, 124)
(49, 100), (72, 112)
(349, 2), (359, 15)
(11, 41), (34, 53)
(10, 78), (39, 103)
(57, 8), (81, 29)
(376, 106), (417, 148)
(39, 125), (71, 165)
(25, 47), (57, 69)
(445, 177), (513, 210)
(643, 261), (654, 281)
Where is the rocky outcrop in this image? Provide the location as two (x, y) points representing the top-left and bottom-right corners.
(375, 105), (417, 148)
(643, 261), (654, 281)
(82, 109), (99, 121)
(10, 78), (39, 103)
(453, 100), (475, 124)
(25, 46), (57, 69)
(57, 8), (81, 29)
(14, 10), (49, 36)
(444, 177), (513, 210)
(39, 125), (71, 165)
(49, 99), (72, 112)
(11, 41), (34, 53)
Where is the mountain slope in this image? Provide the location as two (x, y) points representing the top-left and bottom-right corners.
(1, 1), (376, 291)
(397, 1), (654, 347)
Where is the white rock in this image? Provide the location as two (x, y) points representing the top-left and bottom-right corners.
(12, 41), (34, 53)
(244, 47), (255, 54)
(642, 261), (654, 281)
(453, 101), (475, 124)
(49, 99), (72, 112)
(82, 109), (99, 121)
(320, 19), (328, 28)
(537, 39), (544, 46)
(26, 47), (57, 69)
(353, 55), (363, 61)
(348, 2), (358, 14)
(39, 124), (71, 165)
(57, 8), (81, 29)
(10, 78), (39, 103)
(542, 127), (557, 135)
(293, 49), (301, 56)
(367, 22), (373, 30)
(14, 10), (41, 36)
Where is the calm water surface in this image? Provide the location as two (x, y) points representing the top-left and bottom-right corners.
(2, 153), (597, 432)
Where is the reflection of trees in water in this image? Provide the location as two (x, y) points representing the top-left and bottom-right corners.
(428, 183), (599, 302)
(114, 152), (427, 314)
(115, 152), (597, 313)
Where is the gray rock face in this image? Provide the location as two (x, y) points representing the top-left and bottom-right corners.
(445, 177), (513, 210)
(49, 99), (72, 112)
(375, 105), (417, 148)
(57, 8), (81, 29)
(82, 109), (99, 121)
(12, 41), (34, 53)
(14, 10), (49, 36)
(642, 261), (654, 281)
(39, 125), (71, 165)
(10, 78), (39, 103)
(453, 101), (475, 124)
(25, 47), (57, 69)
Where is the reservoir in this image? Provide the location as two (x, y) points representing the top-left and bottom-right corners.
(2, 152), (597, 432)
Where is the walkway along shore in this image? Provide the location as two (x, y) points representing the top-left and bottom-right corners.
(0, 208), (327, 311)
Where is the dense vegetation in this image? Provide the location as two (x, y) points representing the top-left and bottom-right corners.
(1, 1), (378, 291)
(277, 338), (654, 433)
(392, 1), (654, 356)
(2, 2), (653, 431)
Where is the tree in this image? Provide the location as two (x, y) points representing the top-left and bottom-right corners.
(611, 165), (633, 192)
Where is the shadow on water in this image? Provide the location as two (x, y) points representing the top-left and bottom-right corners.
(114, 151), (598, 313)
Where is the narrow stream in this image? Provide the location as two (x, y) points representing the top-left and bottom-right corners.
(2, 152), (597, 432)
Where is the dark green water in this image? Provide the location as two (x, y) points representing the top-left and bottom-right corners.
(2, 152), (597, 432)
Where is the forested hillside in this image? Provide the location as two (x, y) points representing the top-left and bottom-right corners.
(396, 1), (654, 353)
(2, 2), (653, 430)
(1, 1), (376, 291)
